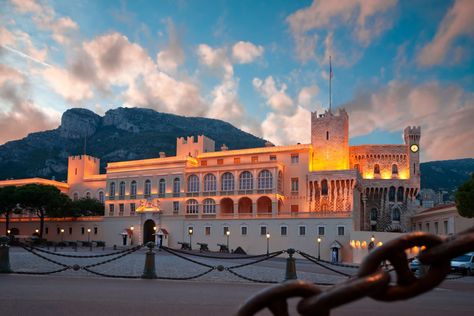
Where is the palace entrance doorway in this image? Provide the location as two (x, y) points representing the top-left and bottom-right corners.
(143, 219), (156, 244)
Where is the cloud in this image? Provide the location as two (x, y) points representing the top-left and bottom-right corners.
(0, 26), (15, 47)
(261, 105), (311, 145)
(253, 76), (294, 113)
(156, 19), (184, 74)
(231, 41), (264, 64)
(0, 26), (48, 65)
(0, 64), (59, 144)
(343, 80), (474, 161)
(297, 85), (319, 108)
(417, 0), (474, 67)
(207, 77), (244, 124)
(42, 66), (93, 102)
(286, 0), (397, 63)
(197, 44), (233, 78)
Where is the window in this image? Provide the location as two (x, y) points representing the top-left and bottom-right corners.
(321, 179), (328, 196)
(444, 221), (448, 234)
(187, 175), (199, 193)
(269, 155), (277, 161)
(337, 226), (345, 236)
(186, 199), (199, 214)
(370, 208), (378, 221)
(203, 198), (216, 214)
(223, 226), (229, 235)
(280, 226), (288, 236)
(392, 208), (401, 221)
(291, 205), (299, 212)
(241, 226), (247, 236)
(173, 201), (180, 213)
(69, 227), (72, 235)
(326, 131), (329, 140)
(109, 204), (114, 216)
(203, 173), (217, 192)
(98, 191), (104, 204)
(291, 178), (299, 192)
(201, 160), (207, 166)
(397, 187), (404, 202)
(298, 225), (306, 236)
(251, 156), (258, 163)
(318, 226), (325, 236)
(291, 154), (299, 164)
(144, 179), (151, 198)
(217, 159), (224, 165)
(392, 164), (398, 175)
(257, 170), (273, 189)
(109, 182), (115, 198)
(389, 186), (396, 202)
(234, 157), (241, 164)
(158, 179), (166, 197)
(130, 203), (136, 216)
(277, 171), (283, 192)
(354, 164), (360, 173)
(86, 192), (91, 199)
(434, 222), (439, 235)
(45, 227), (49, 235)
(94, 227), (98, 235)
(119, 181), (125, 198)
(374, 164), (380, 175)
(130, 181), (137, 198)
(119, 203), (124, 216)
(81, 227), (85, 235)
(205, 226), (211, 236)
(73, 192), (79, 201)
(173, 178), (180, 196)
(221, 172), (235, 191)
(75, 168), (77, 175)
(239, 171), (253, 190)
(426, 222), (430, 232)
(260, 226), (267, 236)
(418, 223), (422, 231)
(57, 227), (60, 235)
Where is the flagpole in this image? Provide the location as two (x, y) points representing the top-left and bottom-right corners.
(329, 55), (332, 113)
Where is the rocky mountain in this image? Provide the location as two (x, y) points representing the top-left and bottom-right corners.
(420, 158), (474, 195)
(0, 107), (267, 180)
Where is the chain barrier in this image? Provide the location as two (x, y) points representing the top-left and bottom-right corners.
(161, 246), (283, 260)
(237, 228), (474, 316)
(297, 251), (352, 277)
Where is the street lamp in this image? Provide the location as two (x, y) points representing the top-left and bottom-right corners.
(87, 228), (92, 251)
(188, 227), (193, 250)
(266, 233), (270, 255)
(60, 229), (65, 246)
(7, 229), (11, 235)
(130, 226), (134, 245)
(317, 236), (322, 260)
(35, 229), (39, 235)
(226, 230), (230, 251)
(368, 235), (375, 252)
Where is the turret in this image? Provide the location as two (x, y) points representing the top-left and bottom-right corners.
(404, 126), (421, 180)
(67, 155), (100, 185)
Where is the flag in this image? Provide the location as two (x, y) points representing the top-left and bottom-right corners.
(329, 56), (333, 79)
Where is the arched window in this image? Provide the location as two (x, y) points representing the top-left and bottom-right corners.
(397, 186), (404, 202)
(186, 199), (199, 214)
(144, 179), (151, 198)
(173, 178), (180, 195)
(203, 174), (217, 192)
(321, 179), (328, 196)
(239, 171), (253, 190)
(354, 164), (360, 173)
(98, 191), (104, 204)
(109, 182), (115, 198)
(392, 208), (401, 221)
(389, 186), (396, 202)
(203, 198), (216, 214)
(277, 171), (283, 192)
(257, 170), (273, 189)
(221, 172), (235, 191)
(73, 192), (79, 201)
(392, 164), (398, 175)
(370, 208), (378, 221)
(187, 175), (199, 193)
(119, 181), (125, 198)
(374, 164), (380, 175)
(85, 192), (91, 199)
(130, 181), (137, 198)
(159, 179), (166, 197)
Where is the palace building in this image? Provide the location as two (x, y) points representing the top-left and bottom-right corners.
(0, 108), (421, 262)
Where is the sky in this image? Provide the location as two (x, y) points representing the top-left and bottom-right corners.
(0, 0), (473, 162)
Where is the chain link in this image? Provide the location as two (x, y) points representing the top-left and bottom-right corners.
(237, 228), (474, 316)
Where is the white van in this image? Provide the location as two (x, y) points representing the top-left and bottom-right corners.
(451, 252), (474, 275)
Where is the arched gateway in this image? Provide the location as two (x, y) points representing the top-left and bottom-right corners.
(143, 219), (156, 244)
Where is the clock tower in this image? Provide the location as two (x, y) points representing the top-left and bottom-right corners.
(404, 126), (421, 181)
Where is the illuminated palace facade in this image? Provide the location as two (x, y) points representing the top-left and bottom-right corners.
(0, 109), (420, 261)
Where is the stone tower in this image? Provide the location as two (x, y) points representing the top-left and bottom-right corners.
(404, 126), (421, 183)
(310, 109), (349, 171)
(67, 155), (101, 185)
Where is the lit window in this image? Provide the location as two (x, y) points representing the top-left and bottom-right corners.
(251, 156), (258, 163)
(187, 175), (199, 193)
(221, 172), (235, 191)
(257, 170), (273, 189)
(239, 171), (253, 190)
(159, 179), (166, 197)
(269, 155), (277, 161)
(217, 159), (224, 165)
(109, 182), (116, 198)
(234, 157), (241, 164)
(392, 164), (398, 175)
(173, 178), (180, 195)
(201, 160), (207, 166)
(130, 181), (137, 198)
(203, 198), (216, 214)
(291, 154), (299, 164)
(374, 164), (380, 175)
(144, 179), (151, 198)
(186, 199), (199, 214)
(203, 174), (217, 192)
(291, 205), (299, 212)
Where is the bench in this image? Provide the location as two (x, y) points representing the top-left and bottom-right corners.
(178, 242), (191, 250)
(197, 242), (209, 252)
(217, 243), (229, 253)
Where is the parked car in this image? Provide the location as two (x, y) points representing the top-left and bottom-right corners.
(451, 252), (474, 275)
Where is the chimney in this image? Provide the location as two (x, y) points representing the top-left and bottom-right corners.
(159, 152), (166, 158)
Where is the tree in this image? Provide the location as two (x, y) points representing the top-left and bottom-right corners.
(16, 184), (71, 239)
(69, 198), (104, 216)
(455, 173), (474, 218)
(0, 186), (18, 235)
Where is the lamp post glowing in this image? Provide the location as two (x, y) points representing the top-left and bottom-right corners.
(130, 226), (134, 245)
(226, 230), (230, 251)
(317, 236), (322, 260)
(266, 233), (270, 255)
(87, 228), (92, 251)
(188, 227), (193, 250)
(368, 235), (375, 252)
(60, 229), (65, 243)
(35, 229), (39, 234)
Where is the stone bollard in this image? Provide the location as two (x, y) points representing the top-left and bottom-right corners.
(284, 248), (297, 281)
(0, 236), (12, 273)
(142, 242), (157, 279)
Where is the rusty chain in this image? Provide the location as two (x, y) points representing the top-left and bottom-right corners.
(236, 227), (474, 316)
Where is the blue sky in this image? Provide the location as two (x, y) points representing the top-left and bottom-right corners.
(0, 0), (473, 162)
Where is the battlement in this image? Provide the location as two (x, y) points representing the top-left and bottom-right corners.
(403, 126), (421, 145)
(311, 108), (348, 120)
(68, 155), (100, 163)
(176, 135), (215, 157)
(67, 154), (101, 185)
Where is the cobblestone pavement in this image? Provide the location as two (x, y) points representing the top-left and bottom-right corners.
(8, 246), (353, 284)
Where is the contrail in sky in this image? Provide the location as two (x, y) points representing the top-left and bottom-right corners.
(1, 44), (52, 67)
